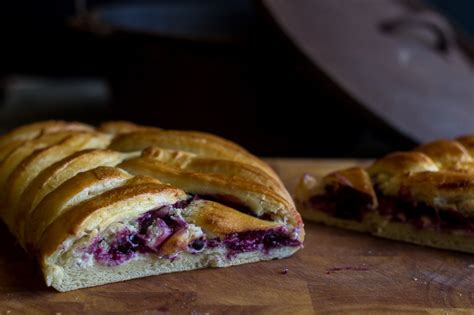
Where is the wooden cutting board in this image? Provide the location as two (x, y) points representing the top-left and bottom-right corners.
(1, 159), (474, 314)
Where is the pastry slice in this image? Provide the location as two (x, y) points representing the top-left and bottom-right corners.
(296, 136), (474, 253)
(0, 121), (304, 291)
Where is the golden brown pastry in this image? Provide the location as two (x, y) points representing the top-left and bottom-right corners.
(0, 121), (303, 291)
(296, 136), (474, 254)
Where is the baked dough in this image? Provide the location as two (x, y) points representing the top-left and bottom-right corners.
(0, 121), (304, 291)
(296, 137), (474, 253)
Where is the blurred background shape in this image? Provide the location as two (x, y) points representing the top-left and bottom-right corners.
(1, 0), (473, 157)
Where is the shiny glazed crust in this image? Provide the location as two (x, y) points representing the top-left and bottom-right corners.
(0, 121), (303, 291)
(296, 136), (474, 254)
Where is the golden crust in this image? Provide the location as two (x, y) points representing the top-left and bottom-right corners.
(367, 151), (439, 197)
(414, 140), (471, 167)
(367, 141), (474, 214)
(141, 146), (286, 193)
(110, 130), (280, 180)
(456, 135), (474, 155)
(0, 141), (26, 163)
(0, 132), (82, 198)
(26, 167), (132, 252)
(185, 199), (279, 237)
(2, 133), (111, 229)
(39, 180), (187, 257)
(323, 167), (377, 201)
(15, 150), (130, 244)
(397, 171), (474, 215)
(111, 130), (248, 155)
(98, 121), (161, 135)
(0, 120), (93, 148)
(367, 152), (438, 184)
(118, 157), (301, 227)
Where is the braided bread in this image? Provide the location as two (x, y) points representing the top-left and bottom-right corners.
(0, 121), (303, 291)
(296, 137), (474, 254)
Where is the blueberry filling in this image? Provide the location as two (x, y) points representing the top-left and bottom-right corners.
(85, 197), (301, 267)
(189, 238), (206, 251)
(311, 183), (474, 233)
(377, 195), (474, 233)
(87, 200), (188, 266)
(309, 186), (374, 222)
(207, 227), (301, 258)
(93, 230), (139, 266)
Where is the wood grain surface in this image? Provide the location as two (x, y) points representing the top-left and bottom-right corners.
(1, 159), (474, 314)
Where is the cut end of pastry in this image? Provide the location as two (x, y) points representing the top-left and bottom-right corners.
(40, 196), (302, 291)
(0, 120), (303, 291)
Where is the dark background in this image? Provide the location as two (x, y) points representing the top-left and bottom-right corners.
(0, 0), (473, 157)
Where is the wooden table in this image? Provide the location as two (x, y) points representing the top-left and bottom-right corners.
(1, 159), (474, 314)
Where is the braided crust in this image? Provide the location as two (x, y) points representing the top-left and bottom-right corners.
(0, 121), (303, 291)
(296, 137), (474, 254)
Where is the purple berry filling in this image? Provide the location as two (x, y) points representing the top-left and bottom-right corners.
(85, 197), (301, 266)
(309, 185), (474, 234)
(207, 227), (302, 258)
(87, 200), (188, 266)
(378, 194), (474, 233)
(309, 186), (373, 222)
